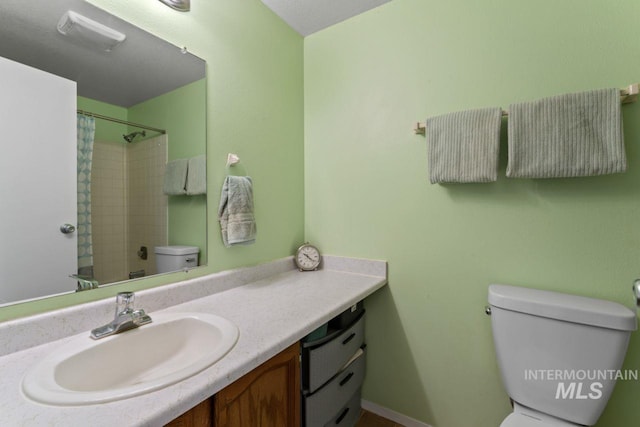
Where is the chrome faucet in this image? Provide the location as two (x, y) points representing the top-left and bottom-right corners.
(90, 292), (152, 339)
(70, 274), (99, 292)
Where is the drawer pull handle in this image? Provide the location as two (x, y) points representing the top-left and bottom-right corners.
(342, 332), (356, 345)
(339, 372), (354, 386)
(335, 407), (350, 424)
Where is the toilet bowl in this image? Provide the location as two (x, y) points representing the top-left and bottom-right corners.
(488, 284), (636, 427)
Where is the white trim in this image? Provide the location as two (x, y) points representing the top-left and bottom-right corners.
(361, 399), (432, 427)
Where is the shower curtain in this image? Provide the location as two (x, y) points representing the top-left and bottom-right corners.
(77, 114), (95, 272)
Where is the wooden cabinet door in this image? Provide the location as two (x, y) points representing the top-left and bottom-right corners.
(215, 343), (300, 427)
(165, 398), (213, 427)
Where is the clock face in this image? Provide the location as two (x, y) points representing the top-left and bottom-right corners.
(296, 244), (321, 271)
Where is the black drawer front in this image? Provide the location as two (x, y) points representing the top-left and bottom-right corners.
(305, 314), (365, 393)
(329, 301), (364, 330)
(324, 389), (361, 427)
(304, 349), (365, 427)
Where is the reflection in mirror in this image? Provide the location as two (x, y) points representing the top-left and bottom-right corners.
(0, 0), (207, 307)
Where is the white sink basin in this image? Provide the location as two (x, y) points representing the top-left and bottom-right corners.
(22, 312), (239, 406)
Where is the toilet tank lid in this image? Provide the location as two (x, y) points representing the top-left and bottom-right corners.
(154, 245), (199, 255)
(488, 284), (637, 331)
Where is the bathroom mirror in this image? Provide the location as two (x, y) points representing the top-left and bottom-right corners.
(0, 0), (207, 306)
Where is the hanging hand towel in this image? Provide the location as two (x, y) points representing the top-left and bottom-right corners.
(426, 107), (502, 184)
(163, 158), (188, 195)
(218, 176), (256, 247)
(506, 88), (626, 178)
(186, 155), (207, 195)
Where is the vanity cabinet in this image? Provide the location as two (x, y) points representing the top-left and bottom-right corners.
(168, 303), (365, 427)
(166, 342), (300, 427)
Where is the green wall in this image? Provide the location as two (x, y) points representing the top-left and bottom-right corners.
(304, 0), (640, 426)
(92, 0), (305, 274)
(129, 79), (208, 263)
(0, 0), (304, 320)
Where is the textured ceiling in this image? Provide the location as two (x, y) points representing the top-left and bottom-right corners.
(0, 0), (205, 107)
(261, 0), (392, 36)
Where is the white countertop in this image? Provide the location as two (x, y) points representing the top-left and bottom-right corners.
(0, 256), (387, 426)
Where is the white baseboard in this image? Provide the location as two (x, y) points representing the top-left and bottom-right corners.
(361, 399), (432, 427)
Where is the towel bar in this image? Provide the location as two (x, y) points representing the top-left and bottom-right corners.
(413, 83), (639, 135)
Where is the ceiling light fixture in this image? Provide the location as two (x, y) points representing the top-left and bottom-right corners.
(57, 10), (126, 52)
(158, 0), (191, 12)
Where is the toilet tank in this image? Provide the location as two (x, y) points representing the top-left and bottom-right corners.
(488, 284), (636, 426)
(155, 245), (199, 274)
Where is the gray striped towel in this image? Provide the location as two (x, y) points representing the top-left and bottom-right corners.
(506, 88), (626, 178)
(426, 107), (502, 184)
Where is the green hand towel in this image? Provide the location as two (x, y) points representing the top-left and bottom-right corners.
(218, 176), (256, 247)
(186, 155), (206, 195)
(426, 107), (502, 184)
(163, 159), (188, 195)
(507, 88), (626, 178)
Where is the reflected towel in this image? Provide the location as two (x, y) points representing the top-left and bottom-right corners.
(218, 176), (256, 247)
(426, 107), (502, 184)
(163, 159), (188, 195)
(507, 88), (626, 178)
(186, 155), (206, 195)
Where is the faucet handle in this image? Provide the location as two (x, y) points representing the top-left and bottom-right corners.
(131, 308), (152, 326)
(115, 292), (135, 317)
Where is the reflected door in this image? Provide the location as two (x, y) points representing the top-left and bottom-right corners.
(0, 56), (77, 304)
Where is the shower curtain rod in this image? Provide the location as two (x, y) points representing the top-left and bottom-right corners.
(77, 109), (167, 134)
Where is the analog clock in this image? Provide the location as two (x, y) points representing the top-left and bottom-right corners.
(295, 243), (321, 271)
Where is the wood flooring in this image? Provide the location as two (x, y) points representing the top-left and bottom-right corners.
(355, 409), (405, 427)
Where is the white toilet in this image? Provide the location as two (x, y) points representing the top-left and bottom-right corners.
(488, 284), (637, 426)
(154, 245), (199, 274)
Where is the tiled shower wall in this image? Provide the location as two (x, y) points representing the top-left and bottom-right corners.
(92, 140), (127, 284)
(127, 135), (168, 277)
(91, 135), (167, 284)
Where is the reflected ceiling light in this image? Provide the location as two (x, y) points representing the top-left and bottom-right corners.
(57, 10), (126, 52)
(158, 0), (191, 12)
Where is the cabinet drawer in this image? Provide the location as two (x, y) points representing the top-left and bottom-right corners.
(304, 348), (365, 427)
(305, 313), (365, 393)
(324, 390), (361, 427)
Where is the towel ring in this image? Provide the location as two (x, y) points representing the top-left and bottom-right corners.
(226, 153), (240, 167)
